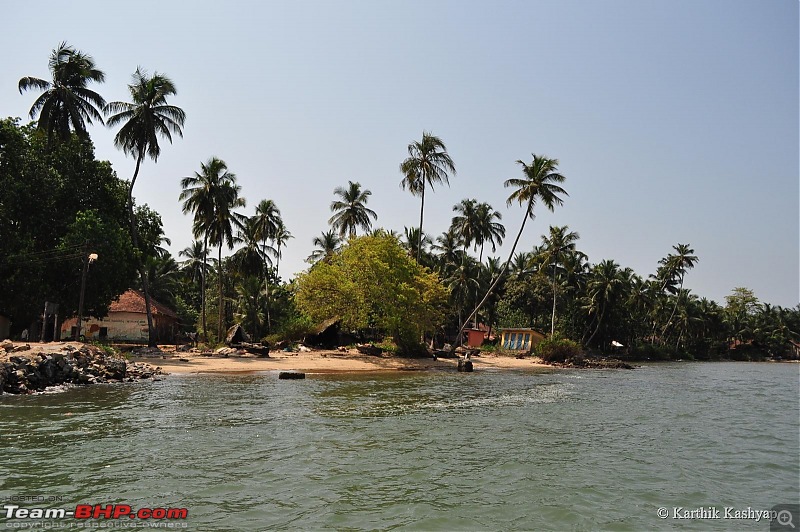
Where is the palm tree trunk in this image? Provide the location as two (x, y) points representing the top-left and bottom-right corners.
(551, 265), (557, 337)
(263, 245), (271, 332)
(201, 237), (208, 343)
(586, 305), (605, 347)
(416, 181), (426, 263)
(473, 243), (484, 329)
(453, 201), (533, 352)
(127, 150), (157, 347)
(218, 245), (224, 343)
(661, 276), (684, 339)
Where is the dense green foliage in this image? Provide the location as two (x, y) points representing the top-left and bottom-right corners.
(0, 118), (138, 329)
(295, 234), (448, 350)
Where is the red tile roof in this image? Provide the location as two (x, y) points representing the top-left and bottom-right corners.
(109, 290), (178, 319)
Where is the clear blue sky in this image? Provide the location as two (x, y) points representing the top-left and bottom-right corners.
(3, 0), (798, 307)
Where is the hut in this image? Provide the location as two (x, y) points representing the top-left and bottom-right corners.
(499, 327), (545, 351)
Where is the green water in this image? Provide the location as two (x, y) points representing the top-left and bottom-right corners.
(1, 363), (798, 531)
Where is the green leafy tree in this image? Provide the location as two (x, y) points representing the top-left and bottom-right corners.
(295, 234), (448, 350)
(0, 119), (137, 332)
(106, 68), (185, 346)
(399, 132), (456, 262)
(18, 42), (106, 144)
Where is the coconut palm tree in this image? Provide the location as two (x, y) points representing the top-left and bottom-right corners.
(402, 227), (432, 265)
(272, 221), (292, 278)
(18, 42), (106, 143)
(474, 202), (505, 263)
(467, 202), (505, 327)
(451, 199), (479, 253)
(106, 68), (185, 347)
(541, 225), (581, 336)
(399, 132), (456, 262)
(180, 158), (243, 342)
(584, 260), (625, 347)
(179, 240), (208, 288)
(307, 230), (341, 264)
(659, 243), (698, 339)
(455, 154), (567, 346)
(328, 181), (377, 238)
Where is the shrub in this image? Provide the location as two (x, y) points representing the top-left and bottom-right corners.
(535, 337), (583, 363)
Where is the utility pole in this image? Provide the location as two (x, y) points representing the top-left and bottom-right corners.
(75, 248), (98, 341)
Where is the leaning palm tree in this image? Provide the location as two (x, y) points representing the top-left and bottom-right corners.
(328, 181), (378, 238)
(106, 68), (185, 347)
(454, 154), (567, 348)
(400, 132), (456, 262)
(18, 42), (106, 144)
(541, 225), (581, 336)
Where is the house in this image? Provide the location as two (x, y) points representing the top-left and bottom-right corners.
(499, 327), (545, 351)
(61, 290), (178, 343)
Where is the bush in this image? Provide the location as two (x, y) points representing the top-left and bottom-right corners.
(270, 316), (316, 343)
(535, 337), (583, 363)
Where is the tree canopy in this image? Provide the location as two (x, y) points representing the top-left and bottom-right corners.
(294, 234), (448, 347)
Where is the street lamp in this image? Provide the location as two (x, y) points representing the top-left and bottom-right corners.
(75, 252), (98, 341)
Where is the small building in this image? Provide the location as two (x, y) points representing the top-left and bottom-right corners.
(61, 290), (178, 343)
(499, 327), (545, 351)
(465, 323), (491, 348)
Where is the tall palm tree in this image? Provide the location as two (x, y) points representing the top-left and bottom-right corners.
(399, 132), (456, 262)
(456, 154), (567, 346)
(328, 181), (377, 238)
(307, 230), (341, 264)
(541, 225), (580, 336)
(18, 42), (106, 143)
(474, 202), (505, 264)
(468, 202), (505, 327)
(106, 68), (185, 347)
(660, 243), (699, 339)
(272, 221), (293, 278)
(451, 199), (479, 253)
(179, 240), (208, 288)
(584, 260), (625, 347)
(180, 158), (243, 342)
(251, 199), (283, 330)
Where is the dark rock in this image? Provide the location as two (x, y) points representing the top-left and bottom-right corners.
(457, 359), (474, 372)
(356, 345), (382, 356)
(279, 371), (306, 380)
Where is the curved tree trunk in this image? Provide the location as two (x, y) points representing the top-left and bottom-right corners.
(127, 149), (157, 347)
(416, 180), (426, 263)
(453, 200), (533, 352)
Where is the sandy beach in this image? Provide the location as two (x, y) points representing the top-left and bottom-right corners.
(129, 347), (551, 375)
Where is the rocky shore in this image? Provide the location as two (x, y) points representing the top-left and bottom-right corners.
(0, 341), (164, 395)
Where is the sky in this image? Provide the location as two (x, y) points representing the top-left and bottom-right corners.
(2, 0), (798, 307)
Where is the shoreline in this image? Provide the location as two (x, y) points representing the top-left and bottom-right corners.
(129, 347), (552, 375)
